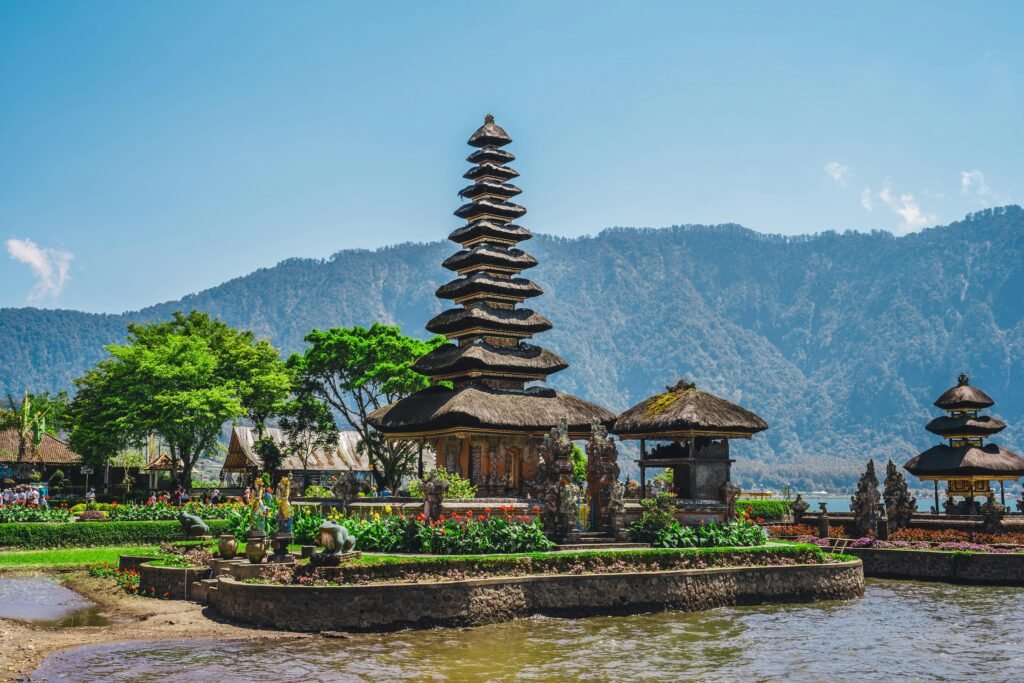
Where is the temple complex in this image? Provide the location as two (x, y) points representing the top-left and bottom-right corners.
(904, 373), (1024, 514)
(613, 379), (767, 522)
(368, 116), (614, 497)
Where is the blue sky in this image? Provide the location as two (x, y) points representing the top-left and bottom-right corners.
(1, 2), (1021, 313)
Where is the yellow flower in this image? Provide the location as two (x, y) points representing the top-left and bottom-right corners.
(372, 511), (380, 520)
(384, 505), (392, 515)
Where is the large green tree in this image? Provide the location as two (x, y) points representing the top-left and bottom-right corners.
(68, 311), (290, 487)
(289, 323), (445, 490)
(278, 392), (339, 489)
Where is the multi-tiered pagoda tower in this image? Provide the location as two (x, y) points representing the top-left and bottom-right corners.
(368, 115), (614, 496)
(904, 373), (1024, 514)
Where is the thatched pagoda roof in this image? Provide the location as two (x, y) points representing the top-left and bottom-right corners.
(613, 380), (768, 439)
(426, 305), (552, 339)
(442, 245), (538, 273)
(934, 374), (994, 410)
(367, 385), (615, 438)
(448, 221), (532, 247)
(436, 273), (543, 303)
(454, 197), (527, 222)
(413, 341), (568, 379)
(468, 114), (512, 148)
(904, 443), (1024, 478)
(925, 414), (1006, 438)
(458, 180), (522, 200)
(463, 163), (520, 182)
(467, 147), (515, 165)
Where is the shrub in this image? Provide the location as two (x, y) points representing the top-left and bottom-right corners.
(77, 510), (108, 521)
(649, 519), (768, 548)
(629, 494), (678, 544)
(302, 485), (334, 499)
(106, 502), (240, 522)
(0, 505), (73, 524)
(335, 511), (553, 554)
(406, 468), (477, 500)
(735, 499), (790, 520)
(0, 519), (231, 549)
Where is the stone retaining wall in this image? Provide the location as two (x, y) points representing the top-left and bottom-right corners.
(208, 560), (863, 632)
(118, 555), (161, 572)
(138, 562), (209, 600)
(848, 548), (1024, 585)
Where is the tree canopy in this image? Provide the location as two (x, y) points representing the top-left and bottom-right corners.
(289, 323), (446, 490)
(68, 311), (290, 486)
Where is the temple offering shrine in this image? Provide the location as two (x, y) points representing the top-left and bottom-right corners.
(904, 373), (1024, 515)
(368, 116), (614, 497)
(613, 380), (767, 521)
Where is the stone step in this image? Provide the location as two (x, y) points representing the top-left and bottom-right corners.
(554, 543), (650, 552)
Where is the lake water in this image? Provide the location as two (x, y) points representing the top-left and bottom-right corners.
(28, 579), (1024, 682)
(0, 576), (108, 627)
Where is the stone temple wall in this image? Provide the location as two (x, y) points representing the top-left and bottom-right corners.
(848, 548), (1024, 585)
(207, 560), (863, 632)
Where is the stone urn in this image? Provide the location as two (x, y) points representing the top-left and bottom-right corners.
(218, 534), (238, 560)
(245, 533), (267, 564)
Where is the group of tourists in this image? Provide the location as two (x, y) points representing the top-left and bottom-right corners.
(144, 486), (224, 506)
(0, 485), (48, 507)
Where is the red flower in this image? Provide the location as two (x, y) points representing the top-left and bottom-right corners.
(417, 513), (426, 522)
(531, 505), (541, 513)
(756, 517), (765, 523)
(466, 510), (474, 516)
(485, 507), (492, 513)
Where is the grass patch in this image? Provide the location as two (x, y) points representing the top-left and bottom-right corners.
(0, 545), (161, 570)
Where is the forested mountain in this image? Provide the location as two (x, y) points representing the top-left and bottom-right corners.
(3, 206), (1023, 489)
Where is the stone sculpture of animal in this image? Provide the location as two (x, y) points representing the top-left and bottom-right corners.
(177, 511), (211, 538)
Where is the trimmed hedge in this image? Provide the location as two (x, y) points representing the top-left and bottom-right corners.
(736, 499), (791, 520)
(0, 520), (231, 549)
(299, 544), (830, 584)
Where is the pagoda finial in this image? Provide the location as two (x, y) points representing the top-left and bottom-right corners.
(484, 113), (495, 124)
(958, 372), (970, 387)
(668, 379), (696, 393)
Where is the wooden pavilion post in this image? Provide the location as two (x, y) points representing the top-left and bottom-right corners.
(639, 439), (647, 500)
(417, 441), (424, 480)
(934, 481), (939, 515)
(1000, 480), (1005, 506)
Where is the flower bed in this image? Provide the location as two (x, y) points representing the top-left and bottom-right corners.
(632, 496), (768, 548)
(0, 519), (231, 549)
(794, 536), (1024, 554)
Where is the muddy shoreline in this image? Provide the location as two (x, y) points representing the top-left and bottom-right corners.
(0, 571), (305, 682)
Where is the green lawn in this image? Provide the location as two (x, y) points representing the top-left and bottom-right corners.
(0, 545), (160, 570)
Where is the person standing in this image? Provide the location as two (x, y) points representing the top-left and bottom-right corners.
(85, 487), (96, 505)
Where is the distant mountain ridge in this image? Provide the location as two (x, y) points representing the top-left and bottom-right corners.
(3, 206), (1023, 489)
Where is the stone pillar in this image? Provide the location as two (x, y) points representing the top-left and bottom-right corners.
(585, 420), (619, 532)
(537, 419), (579, 543)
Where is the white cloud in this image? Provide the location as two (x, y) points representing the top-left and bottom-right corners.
(877, 185), (934, 234)
(860, 186), (874, 211)
(960, 169), (997, 205)
(824, 161), (851, 186)
(5, 237), (74, 302)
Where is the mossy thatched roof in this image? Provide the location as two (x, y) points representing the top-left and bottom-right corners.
(612, 379), (768, 439)
(934, 374), (995, 410)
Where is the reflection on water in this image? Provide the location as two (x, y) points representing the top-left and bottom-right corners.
(0, 576), (108, 627)
(30, 580), (1024, 682)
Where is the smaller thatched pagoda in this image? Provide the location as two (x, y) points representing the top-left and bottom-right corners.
(904, 373), (1024, 514)
(613, 380), (767, 520)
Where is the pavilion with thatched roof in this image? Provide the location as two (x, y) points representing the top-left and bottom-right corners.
(904, 373), (1024, 514)
(368, 115), (614, 497)
(613, 380), (767, 515)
